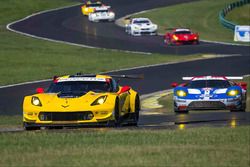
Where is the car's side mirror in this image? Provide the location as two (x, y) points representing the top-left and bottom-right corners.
(171, 82), (178, 88)
(36, 88), (44, 94)
(118, 86), (131, 95)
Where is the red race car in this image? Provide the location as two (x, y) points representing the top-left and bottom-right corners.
(164, 28), (199, 45)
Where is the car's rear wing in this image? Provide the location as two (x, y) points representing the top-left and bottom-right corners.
(165, 27), (189, 30)
(182, 76), (243, 81)
(225, 76), (243, 80)
(110, 74), (144, 79)
(94, 6), (111, 11)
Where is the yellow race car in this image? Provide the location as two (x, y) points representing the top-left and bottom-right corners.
(23, 74), (140, 130)
(81, 1), (103, 16)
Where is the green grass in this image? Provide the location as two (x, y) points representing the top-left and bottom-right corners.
(226, 4), (250, 25)
(0, 0), (78, 25)
(0, 127), (249, 167)
(0, 0), (205, 86)
(134, 0), (247, 43)
(0, 115), (22, 129)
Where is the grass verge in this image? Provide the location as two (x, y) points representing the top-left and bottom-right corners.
(225, 4), (250, 25)
(0, 127), (250, 167)
(134, 0), (249, 44)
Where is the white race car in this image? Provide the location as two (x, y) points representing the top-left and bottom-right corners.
(125, 18), (158, 36)
(88, 6), (115, 22)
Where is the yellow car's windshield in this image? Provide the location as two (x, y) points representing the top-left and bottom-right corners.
(47, 81), (112, 96)
(86, 3), (102, 7)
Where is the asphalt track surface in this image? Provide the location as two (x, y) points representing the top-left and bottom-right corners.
(1, 0), (250, 129)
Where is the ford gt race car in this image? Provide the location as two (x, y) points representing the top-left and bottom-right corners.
(81, 1), (103, 16)
(125, 18), (158, 36)
(172, 76), (247, 113)
(23, 74), (141, 130)
(88, 6), (115, 22)
(164, 28), (199, 45)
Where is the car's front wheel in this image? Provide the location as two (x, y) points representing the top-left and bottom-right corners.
(130, 95), (140, 126)
(230, 100), (246, 112)
(108, 98), (121, 127)
(174, 110), (189, 114)
(23, 122), (40, 131)
(231, 106), (246, 112)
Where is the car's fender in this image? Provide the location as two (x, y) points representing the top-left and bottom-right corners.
(129, 89), (140, 113)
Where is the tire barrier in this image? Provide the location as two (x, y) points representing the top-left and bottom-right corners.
(219, 0), (250, 31)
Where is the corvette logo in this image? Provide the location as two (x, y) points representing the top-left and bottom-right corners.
(62, 99), (69, 108)
(61, 105), (69, 108)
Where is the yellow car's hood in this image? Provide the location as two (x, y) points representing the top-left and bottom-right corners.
(33, 91), (112, 111)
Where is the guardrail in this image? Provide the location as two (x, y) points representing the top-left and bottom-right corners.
(219, 0), (250, 31)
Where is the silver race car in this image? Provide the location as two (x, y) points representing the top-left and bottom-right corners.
(125, 18), (158, 36)
(88, 6), (115, 22)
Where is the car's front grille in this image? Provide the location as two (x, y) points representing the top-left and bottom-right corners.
(188, 101), (226, 109)
(38, 111), (93, 121)
(178, 40), (197, 43)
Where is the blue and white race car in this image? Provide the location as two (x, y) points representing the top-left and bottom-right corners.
(172, 76), (247, 113)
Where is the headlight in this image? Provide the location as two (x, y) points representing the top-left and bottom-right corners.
(134, 26), (140, 30)
(227, 90), (239, 96)
(176, 90), (187, 97)
(173, 35), (179, 41)
(91, 96), (107, 106)
(85, 8), (88, 12)
(31, 96), (42, 106)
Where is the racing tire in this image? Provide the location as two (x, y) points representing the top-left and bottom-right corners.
(130, 30), (135, 36)
(130, 95), (140, 126)
(174, 109), (189, 114)
(126, 28), (131, 35)
(166, 39), (173, 46)
(108, 98), (121, 127)
(230, 101), (246, 112)
(23, 122), (40, 131)
(230, 107), (246, 112)
(230, 109), (245, 112)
